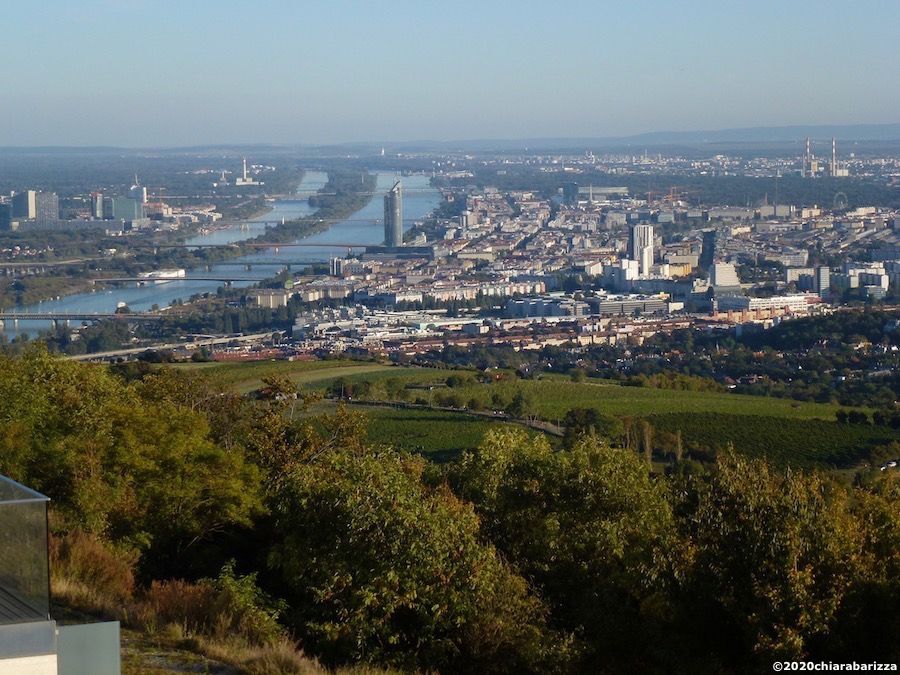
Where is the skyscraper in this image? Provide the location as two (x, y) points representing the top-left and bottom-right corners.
(129, 176), (147, 204)
(109, 197), (143, 221)
(12, 190), (58, 224)
(11, 190), (36, 219)
(629, 224), (654, 276)
(815, 266), (831, 296)
(700, 229), (717, 272)
(35, 192), (59, 225)
(0, 204), (11, 231)
(90, 192), (105, 219)
(384, 181), (403, 247)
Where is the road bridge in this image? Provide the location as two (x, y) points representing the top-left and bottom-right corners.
(91, 276), (269, 285)
(132, 242), (376, 249)
(207, 259), (323, 266)
(227, 217), (425, 226)
(0, 311), (165, 330)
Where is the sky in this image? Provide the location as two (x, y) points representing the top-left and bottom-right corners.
(3, 0), (899, 146)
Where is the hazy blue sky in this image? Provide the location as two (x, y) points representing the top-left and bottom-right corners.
(3, 0), (899, 146)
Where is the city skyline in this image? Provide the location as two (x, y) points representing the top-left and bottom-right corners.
(2, 0), (899, 146)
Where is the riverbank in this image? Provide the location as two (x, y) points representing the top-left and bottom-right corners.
(140, 170), (375, 274)
(0, 171), (322, 310)
(0, 275), (96, 310)
(0, 170), (375, 321)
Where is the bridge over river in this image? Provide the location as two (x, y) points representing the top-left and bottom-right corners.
(91, 276), (270, 285)
(0, 311), (165, 329)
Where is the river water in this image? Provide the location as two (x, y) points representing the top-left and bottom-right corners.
(9, 171), (439, 337)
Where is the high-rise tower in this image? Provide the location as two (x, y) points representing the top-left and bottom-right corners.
(383, 180), (403, 247)
(628, 223), (654, 276)
(11, 190), (36, 219)
(34, 192), (58, 225)
(700, 229), (717, 272)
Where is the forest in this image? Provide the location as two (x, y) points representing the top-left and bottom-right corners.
(1, 348), (899, 673)
(434, 165), (900, 210)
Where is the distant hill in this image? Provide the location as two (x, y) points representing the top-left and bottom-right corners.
(374, 123), (900, 153)
(2, 123), (899, 155)
(617, 123), (900, 144)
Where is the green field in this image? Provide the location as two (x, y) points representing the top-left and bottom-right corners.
(176, 360), (439, 394)
(308, 375), (840, 421)
(186, 361), (882, 468)
(198, 362), (839, 421)
(313, 402), (529, 460)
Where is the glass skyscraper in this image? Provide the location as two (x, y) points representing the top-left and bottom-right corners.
(383, 181), (402, 247)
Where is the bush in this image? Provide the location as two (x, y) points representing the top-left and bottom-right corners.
(49, 530), (137, 614)
(139, 562), (285, 646)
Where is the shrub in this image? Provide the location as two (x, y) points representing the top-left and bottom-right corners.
(139, 562), (285, 647)
(50, 530), (136, 610)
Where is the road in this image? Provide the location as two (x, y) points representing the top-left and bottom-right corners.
(65, 332), (276, 361)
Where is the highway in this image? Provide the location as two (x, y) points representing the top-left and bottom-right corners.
(66, 331), (276, 361)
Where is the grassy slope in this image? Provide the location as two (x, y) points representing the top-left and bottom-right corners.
(312, 400), (530, 460)
(447, 379), (843, 421)
(193, 359), (835, 422)
(176, 360), (437, 395)
(195, 361), (890, 467)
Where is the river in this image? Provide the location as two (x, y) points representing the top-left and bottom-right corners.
(8, 171), (439, 338)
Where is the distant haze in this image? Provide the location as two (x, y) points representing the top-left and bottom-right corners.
(2, 0), (899, 146)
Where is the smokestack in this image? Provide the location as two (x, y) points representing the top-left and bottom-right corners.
(832, 138), (836, 176)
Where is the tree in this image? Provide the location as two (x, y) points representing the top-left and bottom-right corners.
(451, 429), (675, 670)
(640, 420), (654, 463)
(0, 346), (263, 576)
(677, 452), (864, 664)
(267, 443), (558, 672)
(561, 407), (623, 448)
(847, 410), (870, 425)
(506, 388), (534, 420)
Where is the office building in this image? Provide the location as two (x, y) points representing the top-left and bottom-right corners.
(709, 262), (741, 289)
(129, 176), (147, 204)
(629, 224), (654, 276)
(90, 192), (105, 219)
(35, 192), (58, 225)
(715, 293), (814, 314)
(815, 266), (831, 296)
(11, 190), (36, 219)
(108, 197), (143, 221)
(383, 181), (403, 247)
(0, 204), (11, 230)
(699, 229), (717, 271)
(12, 190), (58, 225)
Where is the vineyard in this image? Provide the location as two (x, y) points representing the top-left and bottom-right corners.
(648, 412), (900, 467)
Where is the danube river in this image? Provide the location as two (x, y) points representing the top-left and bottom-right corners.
(9, 171), (439, 337)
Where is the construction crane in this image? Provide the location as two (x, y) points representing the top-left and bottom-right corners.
(645, 186), (697, 206)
